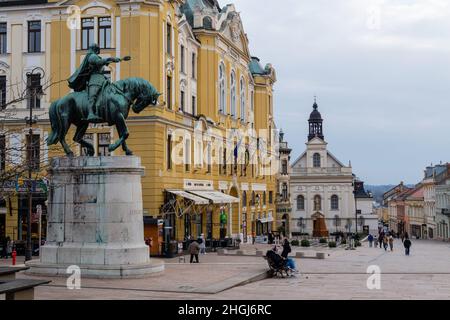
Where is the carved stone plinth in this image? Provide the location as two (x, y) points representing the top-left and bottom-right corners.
(26, 156), (164, 278)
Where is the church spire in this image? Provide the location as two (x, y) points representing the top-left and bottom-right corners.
(308, 98), (324, 141)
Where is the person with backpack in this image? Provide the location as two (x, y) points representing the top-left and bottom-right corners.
(403, 237), (412, 256)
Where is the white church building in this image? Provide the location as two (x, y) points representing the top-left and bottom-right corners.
(290, 100), (375, 236)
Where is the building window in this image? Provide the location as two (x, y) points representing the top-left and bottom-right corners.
(185, 138), (190, 172)
(166, 23), (172, 55)
(282, 183), (288, 201)
(0, 76), (5, 108)
(297, 195), (305, 210)
(251, 191), (256, 206)
(313, 153), (321, 168)
(0, 23), (6, 54)
(81, 18), (94, 50)
(242, 191), (247, 207)
(0, 135), (5, 171)
(28, 21), (41, 53)
(282, 159), (288, 175)
(263, 191), (266, 205)
(180, 45), (185, 73)
(98, 17), (111, 49)
(97, 133), (111, 156)
(223, 148), (227, 175)
(27, 73), (42, 109)
(192, 96), (196, 116)
(192, 53), (196, 79)
(219, 63), (226, 114)
(314, 195), (322, 211)
(240, 77), (246, 122)
(230, 71), (236, 118)
(26, 134), (40, 171)
(167, 133), (172, 170)
(180, 90), (185, 112)
(80, 133), (94, 156)
(331, 195), (339, 210)
(166, 75), (172, 109)
(269, 191), (273, 204)
(206, 142), (211, 173)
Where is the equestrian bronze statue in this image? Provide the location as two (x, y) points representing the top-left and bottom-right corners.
(47, 43), (161, 157)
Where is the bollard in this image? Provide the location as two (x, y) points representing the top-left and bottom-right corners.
(12, 249), (17, 266)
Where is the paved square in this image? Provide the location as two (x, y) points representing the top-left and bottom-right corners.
(1, 239), (449, 299)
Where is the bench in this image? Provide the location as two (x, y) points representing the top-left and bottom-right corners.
(0, 267), (30, 280)
(0, 279), (51, 300)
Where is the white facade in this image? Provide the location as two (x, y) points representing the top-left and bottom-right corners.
(435, 175), (450, 240)
(290, 136), (357, 235)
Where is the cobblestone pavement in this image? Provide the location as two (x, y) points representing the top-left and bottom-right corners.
(1, 239), (449, 299)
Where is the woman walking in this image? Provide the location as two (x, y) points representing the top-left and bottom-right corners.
(388, 235), (394, 251)
(383, 235), (389, 251)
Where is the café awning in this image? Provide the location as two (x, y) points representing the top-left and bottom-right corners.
(166, 190), (210, 205)
(188, 190), (239, 204)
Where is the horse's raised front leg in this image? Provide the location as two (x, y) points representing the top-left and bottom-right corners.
(73, 123), (95, 156)
(108, 113), (130, 153)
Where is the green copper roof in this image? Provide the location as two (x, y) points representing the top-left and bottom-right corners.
(249, 57), (268, 75)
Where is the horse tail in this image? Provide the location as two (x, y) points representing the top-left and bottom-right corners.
(46, 101), (60, 146)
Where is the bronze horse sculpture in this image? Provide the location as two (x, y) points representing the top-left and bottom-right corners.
(47, 77), (161, 157)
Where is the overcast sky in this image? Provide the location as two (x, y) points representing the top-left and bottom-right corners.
(232, 0), (450, 185)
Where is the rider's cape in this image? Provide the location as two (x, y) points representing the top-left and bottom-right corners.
(67, 50), (95, 92)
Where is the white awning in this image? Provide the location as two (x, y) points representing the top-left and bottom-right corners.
(188, 190), (240, 204)
(166, 190), (210, 205)
(258, 217), (274, 223)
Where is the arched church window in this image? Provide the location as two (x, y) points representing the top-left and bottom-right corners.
(331, 195), (339, 210)
(313, 153), (321, 168)
(313, 195), (322, 211)
(297, 195), (305, 210)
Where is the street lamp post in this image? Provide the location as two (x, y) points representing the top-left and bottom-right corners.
(24, 67), (44, 262)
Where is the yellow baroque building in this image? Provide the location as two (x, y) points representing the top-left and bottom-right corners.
(0, 0), (278, 253)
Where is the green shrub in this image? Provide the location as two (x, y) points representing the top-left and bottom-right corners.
(301, 239), (310, 247)
(340, 239), (347, 245)
(328, 241), (337, 248)
(319, 238), (327, 244)
(291, 239), (300, 246)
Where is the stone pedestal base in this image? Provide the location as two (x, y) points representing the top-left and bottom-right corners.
(26, 156), (164, 278)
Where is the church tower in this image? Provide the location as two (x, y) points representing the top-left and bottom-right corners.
(308, 99), (324, 141)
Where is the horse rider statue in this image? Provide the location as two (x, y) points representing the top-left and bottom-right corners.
(68, 43), (121, 122)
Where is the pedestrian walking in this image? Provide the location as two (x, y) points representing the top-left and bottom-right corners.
(368, 234), (374, 248)
(188, 239), (200, 263)
(379, 232), (384, 249)
(383, 236), (388, 251)
(6, 237), (12, 259)
(374, 234), (378, 248)
(199, 233), (206, 255)
(403, 237), (412, 256)
(252, 231), (256, 245)
(388, 235), (394, 251)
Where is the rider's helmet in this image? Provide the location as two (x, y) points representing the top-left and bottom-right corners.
(89, 43), (100, 54)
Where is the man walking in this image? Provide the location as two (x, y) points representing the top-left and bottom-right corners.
(188, 239), (200, 263)
(403, 237), (412, 256)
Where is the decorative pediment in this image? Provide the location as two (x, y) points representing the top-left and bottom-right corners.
(0, 61), (10, 70)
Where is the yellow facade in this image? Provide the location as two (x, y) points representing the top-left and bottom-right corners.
(0, 0), (278, 246)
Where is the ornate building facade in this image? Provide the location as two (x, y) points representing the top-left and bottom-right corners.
(275, 129), (292, 237)
(290, 100), (357, 237)
(0, 0), (278, 249)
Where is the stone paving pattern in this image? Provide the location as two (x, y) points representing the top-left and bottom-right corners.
(1, 239), (449, 299)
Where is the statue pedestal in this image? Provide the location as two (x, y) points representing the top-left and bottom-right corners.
(26, 156), (164, 278)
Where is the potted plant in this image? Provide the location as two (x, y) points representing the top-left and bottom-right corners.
(319, 238), (327, 244)
(328, 241), (337, 248)
(291, 239), (300, 246)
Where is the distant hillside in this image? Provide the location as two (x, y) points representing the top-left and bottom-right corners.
(365, 184), (414, 204)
